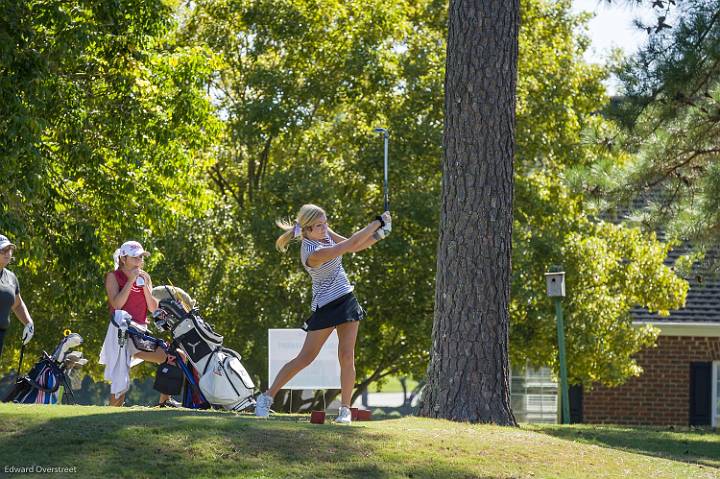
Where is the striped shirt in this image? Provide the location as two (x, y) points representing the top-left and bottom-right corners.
(301, 236), (354, 311)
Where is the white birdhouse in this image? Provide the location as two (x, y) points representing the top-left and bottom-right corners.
(545, 271), (566, 297)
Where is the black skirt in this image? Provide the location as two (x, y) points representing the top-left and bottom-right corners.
(303, 293), (364, 332)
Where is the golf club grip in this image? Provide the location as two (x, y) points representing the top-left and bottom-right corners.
(384, 134), (389, 212)
(17, 344), (25, 375)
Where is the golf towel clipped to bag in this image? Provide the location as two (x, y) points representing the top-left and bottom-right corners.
(151, 285), (256, 411)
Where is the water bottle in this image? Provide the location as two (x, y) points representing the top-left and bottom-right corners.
(136, 275), (145, 287)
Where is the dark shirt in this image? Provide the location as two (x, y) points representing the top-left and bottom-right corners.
(0, 268), (20, 330)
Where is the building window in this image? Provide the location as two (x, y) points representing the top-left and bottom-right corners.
(510, 365), (558, 423)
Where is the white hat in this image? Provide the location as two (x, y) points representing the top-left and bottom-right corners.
(113, 241), (150, 270)
(0, 234), (16, 251)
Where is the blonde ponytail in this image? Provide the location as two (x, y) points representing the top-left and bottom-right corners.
(275, 220), (296, 253)
(275, 204), (327, 253)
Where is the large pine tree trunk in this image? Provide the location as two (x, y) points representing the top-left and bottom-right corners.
(419, 0), (519, 425)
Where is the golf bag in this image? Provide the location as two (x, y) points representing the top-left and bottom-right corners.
(151, 287), (256, 412)
(3, 333), (87, 405)
(112, 316), (210, 409)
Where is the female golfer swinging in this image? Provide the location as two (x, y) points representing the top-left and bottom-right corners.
(255, 204), (391, 423)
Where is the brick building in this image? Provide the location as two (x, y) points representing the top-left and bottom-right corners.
(579, 271), (720, 427)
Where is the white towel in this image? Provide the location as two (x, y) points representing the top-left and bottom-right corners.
(99, 310), (143, 399)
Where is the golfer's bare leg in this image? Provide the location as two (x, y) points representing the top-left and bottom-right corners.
(336, 320), (359, 407)
(134, 349), (167, 364)
(109, 392), (126, 407)
(134, 349), (171, 403)
(267, 328), (334, 397)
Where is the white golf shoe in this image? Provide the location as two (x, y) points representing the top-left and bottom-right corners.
(255, 393), (273, 418)
(334, 406), (352, 424)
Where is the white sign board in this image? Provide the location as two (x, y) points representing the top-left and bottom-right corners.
(268, 329), (341, 390)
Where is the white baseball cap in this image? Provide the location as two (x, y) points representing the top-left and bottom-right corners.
(0, 234), (16, 251)
(113, 240), (150, 270)
(119, 241), (150, 258)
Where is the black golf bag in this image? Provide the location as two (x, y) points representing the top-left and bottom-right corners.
(151, 286), (256, 412)
(3, 333), (87, 405)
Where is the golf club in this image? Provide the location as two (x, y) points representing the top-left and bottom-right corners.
(51, 333), (83, 363)
(16, 343), (25, 375)
(373, 127), (390, 212)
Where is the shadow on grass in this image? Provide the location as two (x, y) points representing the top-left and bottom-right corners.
(532, 424), (720, 469)
(363, 405), (420, 422)
(0, 407), (501, 479)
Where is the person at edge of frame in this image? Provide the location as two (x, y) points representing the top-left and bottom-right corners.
(0, 234), (35, 364)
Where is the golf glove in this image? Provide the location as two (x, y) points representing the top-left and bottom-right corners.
(382, 213), (392, 236)
(373, 228), (386, 241)
(22, 322), (34, 345)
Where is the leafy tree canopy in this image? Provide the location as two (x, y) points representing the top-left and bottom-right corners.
(510, 0), (687, 386)
(0, 0), (220, 374)
(587, 1), (720, 262)
(0, 0), (688, 397)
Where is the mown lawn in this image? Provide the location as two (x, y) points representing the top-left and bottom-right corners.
(372, 376), (419, 394)
(529, 423), (720, 469)
(0, 404), (718, 479)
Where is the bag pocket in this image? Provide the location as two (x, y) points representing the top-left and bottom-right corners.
(154, 360), (184, 395)
(130, 334), (158, 352)
(199, 350), (254, 405)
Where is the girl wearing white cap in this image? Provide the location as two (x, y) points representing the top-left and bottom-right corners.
(100, 240), (176, 407)
(0, 234), (35, 362)
(255, 205), (391, 423)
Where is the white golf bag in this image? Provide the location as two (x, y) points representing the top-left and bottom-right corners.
(152, 287), (255, 411)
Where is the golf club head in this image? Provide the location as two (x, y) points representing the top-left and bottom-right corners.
(152, 285), (195, 311)
(64, 357), (88, 370)
(64, 333), (83, 350)
(64, 351), (84, 362)
(52, 333), (84, 363)
(152, 308), (173, 331)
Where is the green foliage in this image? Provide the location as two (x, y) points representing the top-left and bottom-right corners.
(0, 0), (220, 375)
(592, 0), (720, 255)
(510, 0), (688, 387)
(0, 0), (689, 397)
(171, 0), (442, 407)
(511, 170), (687, 386)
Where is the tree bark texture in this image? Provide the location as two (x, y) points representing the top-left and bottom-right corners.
(420, 0), (519, 425)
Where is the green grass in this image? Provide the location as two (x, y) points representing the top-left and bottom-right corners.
(529, 423), (720, 469)
(0, 404), (718, 479)
(373, 376), (419, 394)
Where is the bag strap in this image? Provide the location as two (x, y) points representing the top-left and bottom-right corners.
(25, 360), (63, 394)
(163, 285), (178, 302)
(126, 326), (168, 352)
(201, 347), (222, 375)
(217, 355), (242, 398)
